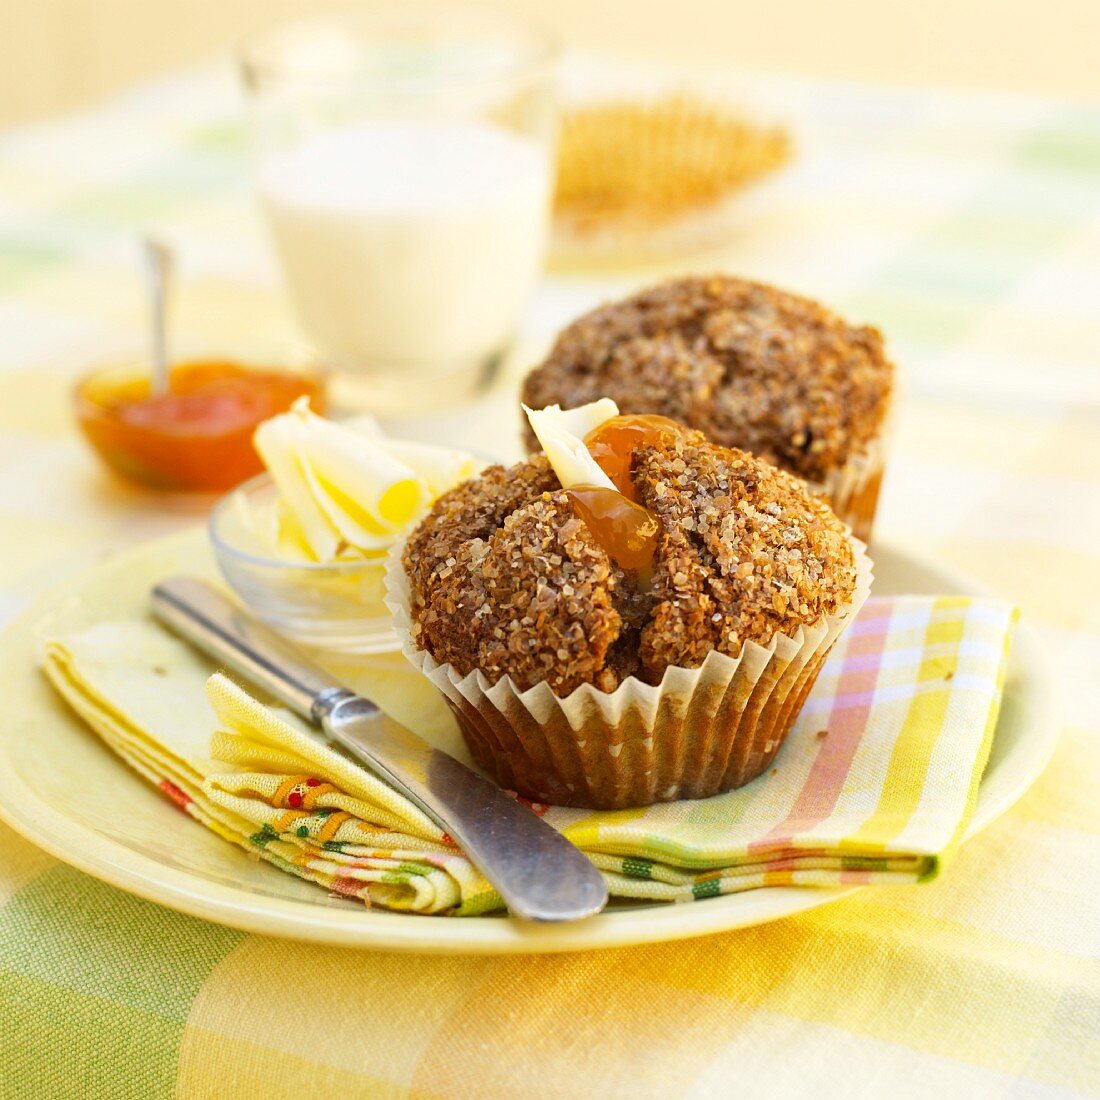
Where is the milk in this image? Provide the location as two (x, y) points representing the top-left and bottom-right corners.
(258, 119), (551, 376)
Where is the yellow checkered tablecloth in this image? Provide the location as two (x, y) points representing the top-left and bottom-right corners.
(0, 63), (1098, 1098)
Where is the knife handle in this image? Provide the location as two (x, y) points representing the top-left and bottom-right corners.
(151, 576), (343, 722)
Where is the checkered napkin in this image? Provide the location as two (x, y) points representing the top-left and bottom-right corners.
(40, 595), (1015, 914)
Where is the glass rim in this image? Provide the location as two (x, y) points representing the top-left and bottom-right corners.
(237, 4), (561, 95)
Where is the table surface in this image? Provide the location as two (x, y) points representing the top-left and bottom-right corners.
(0, 62), (1097, 1099)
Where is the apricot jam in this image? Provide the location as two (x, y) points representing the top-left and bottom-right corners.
(566, 485), (659, 573)
(75, 360), (324, 493)
(583, 413), (685, 497)
(564, 414), (684, 571)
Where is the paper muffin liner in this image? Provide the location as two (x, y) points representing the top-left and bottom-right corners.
(384, 536), (873, 811)
(811, 401), (894, 543)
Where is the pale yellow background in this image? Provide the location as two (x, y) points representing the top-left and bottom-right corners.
(2, 0), (1099, 127)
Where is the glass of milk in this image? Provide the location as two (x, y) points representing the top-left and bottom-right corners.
(239, 6), (558, 412)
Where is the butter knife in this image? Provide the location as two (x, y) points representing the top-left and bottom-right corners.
(150, 576), (608, 923)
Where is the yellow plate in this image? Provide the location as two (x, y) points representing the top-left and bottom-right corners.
(0, 529), (1059, 954)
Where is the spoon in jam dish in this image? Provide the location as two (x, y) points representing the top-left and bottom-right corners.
(142, 235), (173, 396)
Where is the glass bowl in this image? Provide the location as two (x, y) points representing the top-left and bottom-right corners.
(209, 473), (397, 654)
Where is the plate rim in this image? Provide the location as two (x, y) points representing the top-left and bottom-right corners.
(0, 530), (1060, 954)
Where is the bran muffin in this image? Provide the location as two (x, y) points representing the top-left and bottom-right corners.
(390, 420), (872, 809)
(521, 276), (894, 540)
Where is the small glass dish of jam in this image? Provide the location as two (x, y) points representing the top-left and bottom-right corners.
(74, 358), (325, 495)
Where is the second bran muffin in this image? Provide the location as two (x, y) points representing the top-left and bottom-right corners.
(521, 276), (894, 540)
(394, 422), (872, 809)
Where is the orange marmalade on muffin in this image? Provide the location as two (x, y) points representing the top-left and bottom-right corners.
(562, 414), (685, 575)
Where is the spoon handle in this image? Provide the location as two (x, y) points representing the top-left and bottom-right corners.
(143, 236), (172, 395)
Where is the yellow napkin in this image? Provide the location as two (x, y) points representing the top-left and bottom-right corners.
(41, 595), (1014, 914)
(41, 622), (495, 914)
